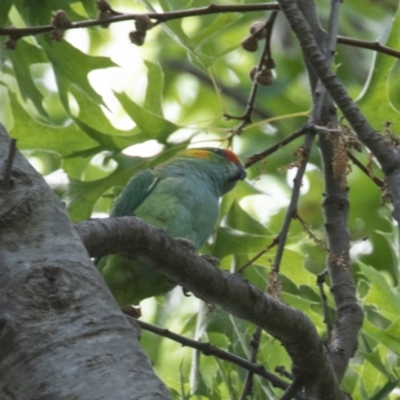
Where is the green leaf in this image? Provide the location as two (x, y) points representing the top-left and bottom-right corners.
(281, 248), (319, 289)
(142, 0), (214, 70)
(14, 0), (87, 25)
(68, 155), (144, 221)
(358, 262), (400, 320)
(282, 292), (325, 330)
(219, 179), (266, 218)
(8, 39), (49, 118)
(0, 0), (11, 27)
(143, 60), (165, 116)
(115, 91), (178, 143)
(370, 380), (400, 400)
(191, 13), (241, 47)
(357, 3), (400, 130)
(364, 318), (400, 356)
(359, 346), (392, 378)
(68, 86), (148, 152)
(213, 227), (267, 259)
(39, 37), (116, 111)
(226, 200), (269, 235)
(80, 0), (97, 18)
(8, 89), (97, 155)
(235, 179), (267, 198)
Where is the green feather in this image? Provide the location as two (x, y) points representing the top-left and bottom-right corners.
(96, 148), (246, 305)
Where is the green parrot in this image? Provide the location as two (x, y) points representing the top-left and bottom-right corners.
(96, 147), (246, 306)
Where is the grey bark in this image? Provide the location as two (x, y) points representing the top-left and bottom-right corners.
(277, 0), (400, 231)
(296, 0), (363, 385)
(76, 216), (346, 400)
(0, 124), (171, 400)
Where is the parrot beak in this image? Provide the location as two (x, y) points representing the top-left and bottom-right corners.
(229, 165), (247, 182)
(238, 166), (246, 180)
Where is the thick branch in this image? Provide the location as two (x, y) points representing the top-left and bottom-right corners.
(0, 125), (171, 400)
(276, 0), (400, 226)
(293, 0), (363, 386)
(75, 217), (346, 399)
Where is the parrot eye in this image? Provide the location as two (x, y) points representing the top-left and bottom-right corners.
(212, 148), (225, 156)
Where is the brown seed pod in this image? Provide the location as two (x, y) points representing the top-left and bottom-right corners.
(256, 68), (274, 86)
(4, 26), (18, 50)
(5, 37), (18, 50)
(96, 0), (112, 13)
(98, 11), (112, 28)
(51, 10), (72, 30)
(264, 57), (276, 69)
(135, 15), (152, 33)
(250, 21), (267, 40)
(51, 28), (64, 42)
(129, 30), (146, 46)
(249, 66), (257, 81)
(241, 35), (258, 52)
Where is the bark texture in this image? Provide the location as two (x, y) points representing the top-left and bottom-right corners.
(0, 124), (171, 400)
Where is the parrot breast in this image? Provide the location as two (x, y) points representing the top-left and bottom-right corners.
(134, 175), (219, 249)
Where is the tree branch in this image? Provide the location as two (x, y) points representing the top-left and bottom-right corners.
(226, 10), (278, 135)
(129, 317), (308, 399)
(270, 128), (315, 280)
(0, 125), (171, 400)
(279, 377), (304, 400)
(0, 4), (280, 39)
(244, 125), (309, 168)
(347, 151), (384, 187)
(239, 326), (263, 400)
(317, 271), (333, 341)
(164, 59), (271, 120)
(276, 0), (400, 228)
(0, 138), (17, 188)
(289, 0), (363, 385)
(337, 35), (400, 59)
(75, 217), (346, 399)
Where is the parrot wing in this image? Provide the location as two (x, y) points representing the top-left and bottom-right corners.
(111, 169), (159, 217)
(96, 169), (158, 272)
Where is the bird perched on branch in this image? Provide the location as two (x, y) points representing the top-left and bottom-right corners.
(96, 147), (246, 306)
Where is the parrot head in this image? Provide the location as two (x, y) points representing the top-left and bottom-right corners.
(177, 147), (246, 195)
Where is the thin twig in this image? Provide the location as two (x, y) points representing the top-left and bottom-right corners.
(239, 326), (263, 400)
(245, 125), (309, 168)
(164, 60), (271, 120)
(1, 7), (400, 62)
(279, 377), (304, 400)
(1, 139), (17, 188)
(226, 11), (279, 135)
(241, 127), (315, 391)
(265, 12), (278, 63)
(0, 4), (280, 38)
(317, 270), (333, 340)
(270, 129), (315, 277)
(236, 237), (278, 274)
(275, 366), (294, 380)
(129, 317), (307, 397)
(309, 0), (341, 121)
(347, 151), (384, 187)
(294, 212), (329, 253)
(337, 35), (400, 59)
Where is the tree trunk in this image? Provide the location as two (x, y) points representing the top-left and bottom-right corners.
(0, 124), (171, 400)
